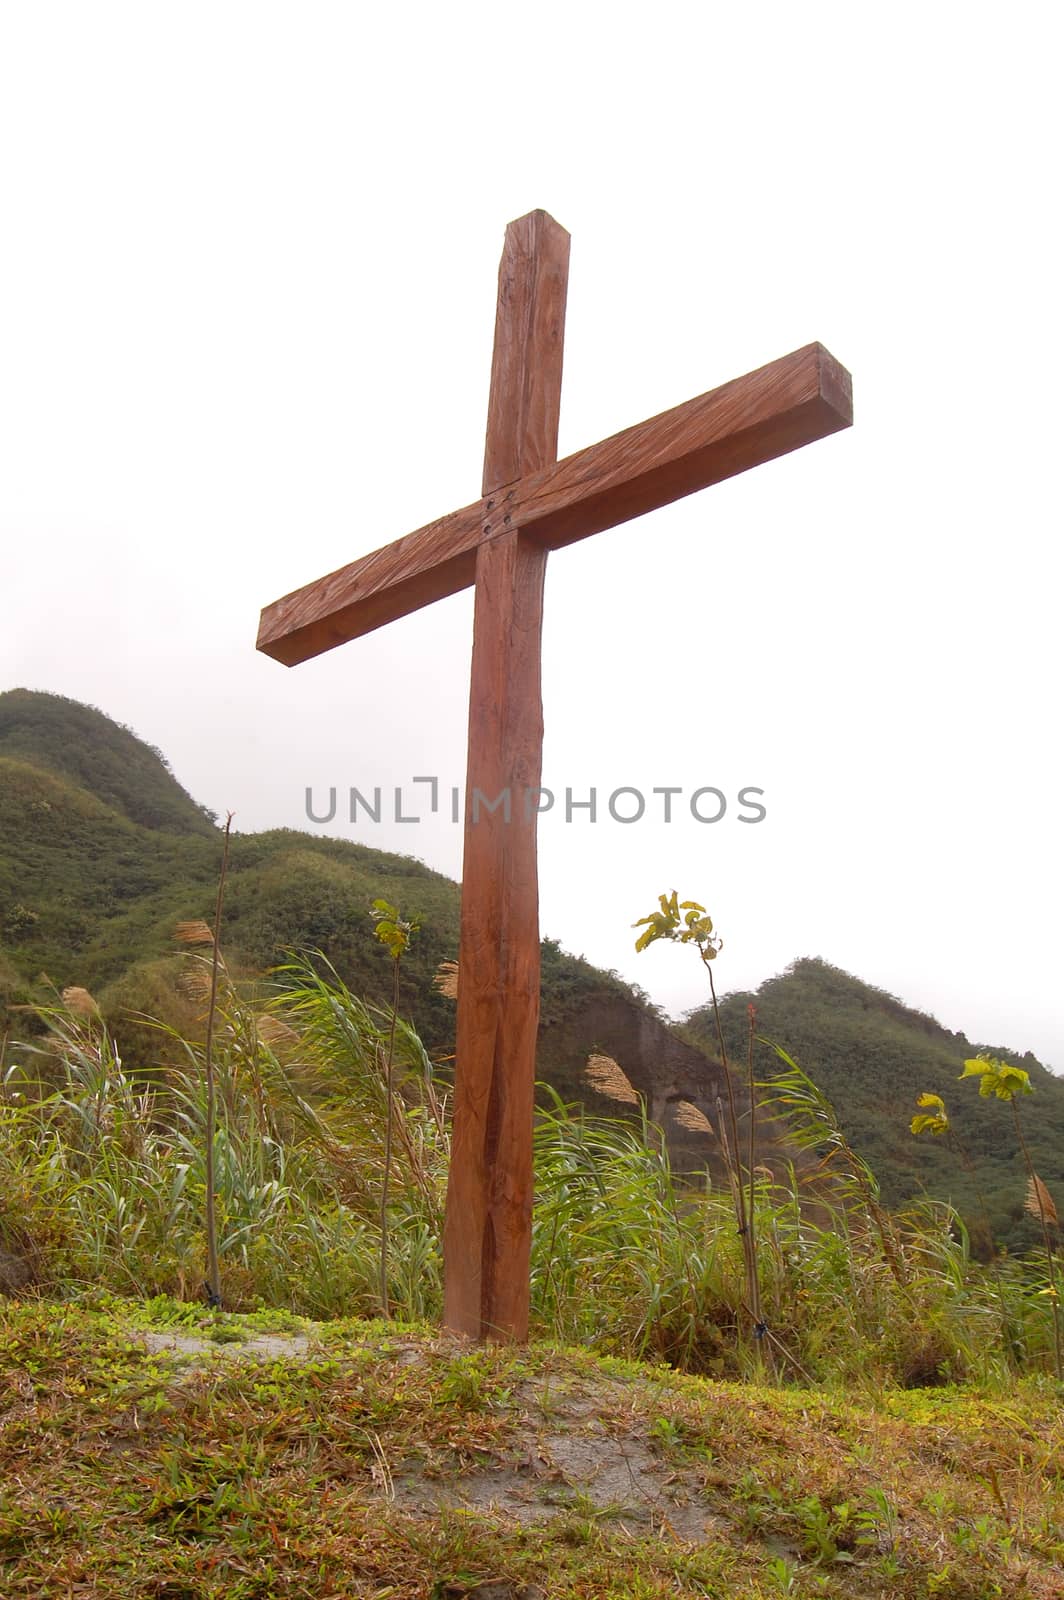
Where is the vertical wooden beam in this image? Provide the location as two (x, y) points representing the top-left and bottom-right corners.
(442, 211), (570, 1340)
(481, 210), (571, 494)
(443, 532), (548, 1341)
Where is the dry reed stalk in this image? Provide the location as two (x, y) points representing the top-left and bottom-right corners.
(1027, 1174), (1059, 1230)
(255, 1015), (300, 1050)
(176, 967), (213, 1003)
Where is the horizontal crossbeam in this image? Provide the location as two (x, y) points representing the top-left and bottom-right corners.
(257, 341), (852, 667)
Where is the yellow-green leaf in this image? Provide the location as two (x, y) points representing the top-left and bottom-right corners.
(911, 1112), (948, 1136)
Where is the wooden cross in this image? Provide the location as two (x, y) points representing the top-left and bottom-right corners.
(257, 210), (852, 1343)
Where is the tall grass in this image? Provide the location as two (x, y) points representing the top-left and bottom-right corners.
(1, 952), (447, 1320)
(1, 957), (1059, 1386)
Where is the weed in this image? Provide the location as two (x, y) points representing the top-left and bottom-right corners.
(958, 1055), (1063, 1380)
(369, 899), (420, 1319)
(764, 1554), (797, 1594)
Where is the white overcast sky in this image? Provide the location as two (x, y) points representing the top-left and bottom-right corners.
(3, 3), (1061, 1070)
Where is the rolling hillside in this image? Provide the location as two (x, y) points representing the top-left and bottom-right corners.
(2, 687), (1060, 1254)
(686, 959), (1064, 1257)
(0, 690), (724, 1162)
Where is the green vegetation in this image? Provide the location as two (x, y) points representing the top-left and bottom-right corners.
(634, 894), (769, 1364)
(0, 690), (656, 1084)
(2, 953), (447, 1321)
(4, 688), (1061, 1256)
(1, 1297), (1062, 1598)
(7, 686), (1061, 1264)
(3, 945), (1060, 1388)
(687, 958), (1064, 1257)
(955, 1057), (1062, 1378)
(0, 687), (217, 837)
(4, 777), (1064, 1595)
(370, 898), (421, 1318)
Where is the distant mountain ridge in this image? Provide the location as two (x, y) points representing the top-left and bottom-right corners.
(0, 688), (216, 836)
(686, 958), (1064, 1256)
(0, 688), (733, 1170)
(2, 686), (1060, 1253)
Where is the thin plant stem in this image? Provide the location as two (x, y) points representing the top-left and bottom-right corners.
(746, 1005), (759, 1289)
(203, 813), (233, 1311)
(946, 1126), (1015, 1366)
(745, 1004), (773, 1373)
(1010, 1099), (1063, 1380)
(378, 953), (401, 1318)
(705, 957), (764, 1358)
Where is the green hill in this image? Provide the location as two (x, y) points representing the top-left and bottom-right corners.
(2, 688), (1059, 1255)
(684, 958), (1064, 1257)
(0, 693), (470, 1053)
(0, 688), (216, 837)
(0, 690), (719, 1144)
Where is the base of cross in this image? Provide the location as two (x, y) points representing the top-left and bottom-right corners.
(257, 210), (852, 1343)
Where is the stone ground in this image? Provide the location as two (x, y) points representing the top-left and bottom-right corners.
(136, 1329), (734, 1549)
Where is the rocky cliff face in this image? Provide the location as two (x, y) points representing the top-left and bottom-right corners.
(537, 983), (795, 1180)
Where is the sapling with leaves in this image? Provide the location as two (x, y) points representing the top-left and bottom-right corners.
(370, 898), (420, 1318)
(909, 1092), (950, 1140)
(633, 894), (769, 1364)
(957, 1054), (1062, 1380)
(910, 1091), (1016, 1362)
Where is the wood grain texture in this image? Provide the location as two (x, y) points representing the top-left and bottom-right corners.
(257, 342), (852, 666)
(517, 342), (852, 549)
(481, 211), (570, 496)
(255, 501), (483, 667)
(441, 212), (571, 1342)
(443, 530), (547, 1341)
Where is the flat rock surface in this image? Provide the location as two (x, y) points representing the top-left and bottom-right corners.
(134, 1328), (727, 1541)
(139, 1329), (313, 1362)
